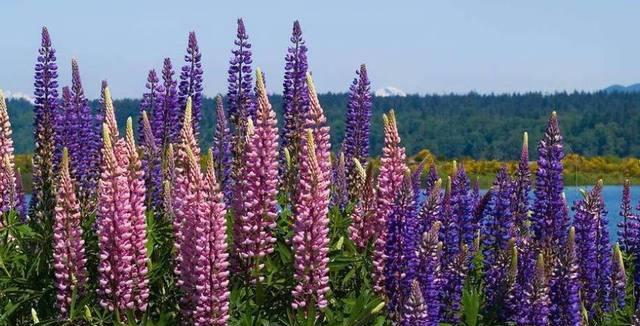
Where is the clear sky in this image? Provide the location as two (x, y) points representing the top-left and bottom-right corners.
(1, 0), (639, 99)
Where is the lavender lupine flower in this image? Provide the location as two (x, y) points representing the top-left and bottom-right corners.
(227, 18), (254, 128)
(292, 130), (331, 315)
(612, 243), (626, 308)
(282, 21), (310, 191)
(236, 70), (279, 277)
(140, 111), (163, 210)
(96, 125), (135, 312)
(331, 151), (348, 209)
(532, 112), (567, 250)
(411, 158), (427, 205)
(138, 70), (162, 143)
(178, 32), (203, 138)
(482, 166), (514, 310)
(349, 160), (376, 249)
(31, 26), (59, 221)
(512, 132), (531, 235)
(417, 221), (443, 325)
(451, 161), (476, 249)
(550, 226), (582, 326)
(372, 110), (407, 293)
(53, 148), (88, 317)
(531, 254), (551, 326)
(401, 280), (428, 326)
(212, 95), (233, 203)
(344, 64), (372, 200)
(0, 90), (19, 215)
(418, 178), (442, 236)
(124, 119), (150, 311)
(618, 179), (634, 251)
(158, 58), (180, 147)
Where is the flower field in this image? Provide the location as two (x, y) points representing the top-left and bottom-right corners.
(1, 20), (640, 326)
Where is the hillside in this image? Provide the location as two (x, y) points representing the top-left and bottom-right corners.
(6, 91), (640, 160)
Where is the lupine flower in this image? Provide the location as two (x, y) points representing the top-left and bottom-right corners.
(178, 32), (203, 138)
(424, 164), (439, 194)
(418, 178), (442, 237)
(212, 95), (233, 203)
(236, 69), (279, 276)
(139, 70), (162, 143)
(532, 112), (567, 250)
(401, 280), (428, 326)
(372, 110), (407, 293)
(618, 179), (635, 251)
(227, 18), (254, 128)
(471, 176), (480, 209)
(594, 184), (613, 311)
(514, 233), (537, 325)
(411, 158), (427, 205)
(349, 159), (376, 249)
(140, 111), (163, 210)
(0, 155), (17, 222)
(0, 90), (19, 216)
(102, 86), (119, 145)
(417, 221), (443, 325)
(15, 168), (26, 219)
(512, 132), (531, 235)
(31, 26), (59, 221)
(451, 161), (476, 249)
(612, 243), (626, 308)
(344, 64), (372, 200)
(531, 253), (551, 326)
(53, 148), (88, 317)
(282, 20), (310, 192)
(292, 130), (331, 315)
(305, 73), (332, 192)
(482, 166), (514, 310)
(55, 86), (74, 168)
(158, 58), (180, 147)
(550, 226), (582, 326)
(331, 151), (348, 209)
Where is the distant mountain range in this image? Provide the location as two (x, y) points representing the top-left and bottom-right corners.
(604, 83), (640, 93)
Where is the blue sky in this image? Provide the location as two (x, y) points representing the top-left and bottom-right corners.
(1, 0), (639, 98)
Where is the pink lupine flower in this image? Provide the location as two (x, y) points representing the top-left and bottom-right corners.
(102, 87), (119, 145)
(236, 69), (279, 275)
(124, 118), (150, 311)
(373, 110), (408, 293)
(0, 90), (19, 216)
(53, 148), (88, 317)
(292, 130), (331, 315)
(349, 159), (377, 249)
(305, 73), (331, 184)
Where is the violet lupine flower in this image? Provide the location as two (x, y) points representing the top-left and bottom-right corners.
(282, 21), (310, 188)
(424, 164), (439, 194)
(31, 26), (59, 221)
(612, 243), (626, 308)
(482, 166), (514, 310)
(178, 32), (204, 138)
(417, 221), (443, 325)
(512, 132), (531, 235)
(292, 130), (331, 315)
(411, 158), (427, 205)
(54, 86), (74, 168)
(531, 254), (551, 326)
(451, 161), (476, 249)
(236, 70), (279, 276)
(532, 112), (567, 250)
(401, 280), (428, 326)
(53, 148), (88, 317)
(418, 178), (442, 237)
(0, 90), (19, 216)
(349, 160), (376, 250)
(618, 179), (635, 251)
(139, 69), (162, 143)
(212, 95), (233, 203)
(384, 174), (419, 318)
(331, 151), (348, 209)
(227, 18), (254, 128)
(372, 110), (407, 294)
(96, 125), (135, 312)
(514, 233), (537, 325)
(343, 64), (372, 200)
(550, 226), (582, 326)
(595, 184), (613, 311)
(158, 58), (180, 147)
(140, 111), (163, 210)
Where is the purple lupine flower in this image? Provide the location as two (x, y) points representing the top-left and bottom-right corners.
(482, 166), (514, 310)
(139, 69), (162, 143)
(401, 280), (429, 326)
(451, 161), (476, 249)
(418, 178), (442, 237)
(531, 253), (551, 326)
(212, 95), (233, 203)
(594, 184), (613, 311)
(236, 70), (279, 277)
(424, 164), (439, 194)
(140, 111), (163, 210)
(227, 18), (254, 128)
(471, 176), (480, 209)
(612, 243), (626, 308)
(53, 148), (88, 317)
(618, 179), (634, 251)
(384, 174), (419, 318)
(411, 158), (427, 205)
(349, 160), (376, 249)
(282, 21), (310, 189)
(344, 64), (372, 200)
(124, 119), (150, 311)
(417, 221), (443, 325)
(512, 132), (531, 235)
(514, 233), (537, 325)
(532, 112), (567, 250)
(504, 242), (519, 322)
(0, 90), (19, 216)
(331, 151), (348, 209)
(31, 26), (59, 221)
(54, 86), (74, 169)
(96, 125), (135, 312)
(158, 58), (180, 147)
(372, 110), (407, 294)
(178, 32), (204, 138)
(292, 129), (331, 315)
(550, 226), (582, 326)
